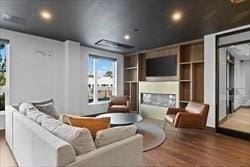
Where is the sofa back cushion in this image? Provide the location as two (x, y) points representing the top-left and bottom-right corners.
(95, 125), (137, 148)
(41, 118), (96, 155)
(67, 115), (111, 138)
(32, 99), (60, 119)
(26, 110), (53, 125)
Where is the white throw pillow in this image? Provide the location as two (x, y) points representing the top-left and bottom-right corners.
(19, 103), (37, 115)
(41, 119), (96, 155)
(95, 125), (137, 148)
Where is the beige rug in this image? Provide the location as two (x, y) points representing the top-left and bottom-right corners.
(135, 121), (166, 152)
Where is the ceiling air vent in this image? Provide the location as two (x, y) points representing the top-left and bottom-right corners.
(95, 39), (134, 50)
(2, 14), (26, 25)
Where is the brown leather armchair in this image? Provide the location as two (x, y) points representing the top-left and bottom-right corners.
(164, 102), (209, 129)
(108, 96), (130, 113)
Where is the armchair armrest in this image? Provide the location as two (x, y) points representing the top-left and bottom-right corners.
(174, 112), (203, 128)
(107, 101), (112, 110)
(166, 107), (186, 115)
(126, 100), (131, 111)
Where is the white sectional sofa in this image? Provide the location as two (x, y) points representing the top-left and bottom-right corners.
(5, 105), (143, 167)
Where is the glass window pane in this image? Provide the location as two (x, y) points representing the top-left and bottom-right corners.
(0, 42), (7, 110)
(96, 58), (115, 102)
(88, 56), (94, 103)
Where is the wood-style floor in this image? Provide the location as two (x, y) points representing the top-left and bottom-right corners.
(220, 108), (250, 133)
(1, 119), (250, 167)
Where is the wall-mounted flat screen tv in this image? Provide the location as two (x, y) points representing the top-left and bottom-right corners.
(146, 55), (177, 77)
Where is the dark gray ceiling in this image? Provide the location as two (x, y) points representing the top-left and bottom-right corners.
(0, 0), (249, 54)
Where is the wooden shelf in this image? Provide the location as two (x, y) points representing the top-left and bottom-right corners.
(124, 66), (137, 70)
(179, 101), (189, 103)
(124, 81), (137, 83)
(192, 60), (204, 64)
(180, 62), (191, 65)
(180, 80), (191, 82)
(124, 55), (140, 111)
(180, 64), (191, 80)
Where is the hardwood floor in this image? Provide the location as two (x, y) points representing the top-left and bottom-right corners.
(144, 119), (250, 167)
(1, 119), (250, 167)
(220, 108), (250, 133)
(0, 130), (17, 167)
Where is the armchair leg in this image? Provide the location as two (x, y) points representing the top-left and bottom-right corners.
(163, 119), (167, 130)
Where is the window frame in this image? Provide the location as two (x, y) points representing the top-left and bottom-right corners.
(88, 54), (117, 104)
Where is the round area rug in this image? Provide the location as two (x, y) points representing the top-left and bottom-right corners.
(135, 122), (166, 152)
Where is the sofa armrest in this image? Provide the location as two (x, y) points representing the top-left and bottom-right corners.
(66, 134), (143, 167)
(174, 112), (203, 128)
(166, 107), (186, 115)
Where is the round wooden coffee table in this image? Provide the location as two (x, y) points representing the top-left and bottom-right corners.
(96, 113), (143, 126)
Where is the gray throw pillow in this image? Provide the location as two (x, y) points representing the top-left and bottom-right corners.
(32, 99), (60, 119)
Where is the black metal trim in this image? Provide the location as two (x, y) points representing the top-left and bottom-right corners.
(217, 39), (250, 49)
(215, 28), (250, 140)
(216, 27), (250, 38)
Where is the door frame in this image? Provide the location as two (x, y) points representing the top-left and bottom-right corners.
(215, 28), (250, 140)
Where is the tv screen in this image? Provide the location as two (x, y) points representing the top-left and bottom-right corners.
(146, 55), (177, 77)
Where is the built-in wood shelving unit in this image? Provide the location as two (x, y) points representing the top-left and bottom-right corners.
(124, 39), (204, 110)
(124, 53), (145, 111)
(179, 41), (204, 108)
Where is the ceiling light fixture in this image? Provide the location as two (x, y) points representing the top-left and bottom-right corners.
(40, 10), (52, 21)
(230, 0), (247, 4)
(124, 34), (130, 40)
(172, 11), (182, 21)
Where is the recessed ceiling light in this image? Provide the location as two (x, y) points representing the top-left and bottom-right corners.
(124, 34), (130, 40)
(172, 11), (182, 21)
(230, 45), (235, 48)
(40, 10), (52, 21)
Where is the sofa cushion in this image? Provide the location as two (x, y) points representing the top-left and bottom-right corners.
(41, 119), (96, 155)
(26, 110), (53, 125)
(19, 103), (36, 115)
(95, 125), (137, 148)
(32, 99), (60, 119)
(67, 115), (111, 138)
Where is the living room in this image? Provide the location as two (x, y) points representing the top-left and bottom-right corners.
(0, 0), (250, 167)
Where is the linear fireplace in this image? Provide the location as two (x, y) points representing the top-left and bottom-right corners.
(141, 93), (176, 107)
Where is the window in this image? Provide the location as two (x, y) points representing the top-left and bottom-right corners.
(88, 55), (117, 104)
(0, 41), (7, 111)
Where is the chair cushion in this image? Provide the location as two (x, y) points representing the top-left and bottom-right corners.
(165, 114), (176, 124)
(41, 118), (96, 155)
(67, 115), (111, 138)
(111, 96), (129, 105)
(186, 102), (205, 114)
(32, 99), (60, 119)
(95, 125), (137, 148)
(109, 105), (129, 112)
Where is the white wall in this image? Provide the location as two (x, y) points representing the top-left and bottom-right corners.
(0, 28), (124, 115)
(204, 24), (250, 127)
(234, 59), (250, 109)
(0, 28), (65, 111)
